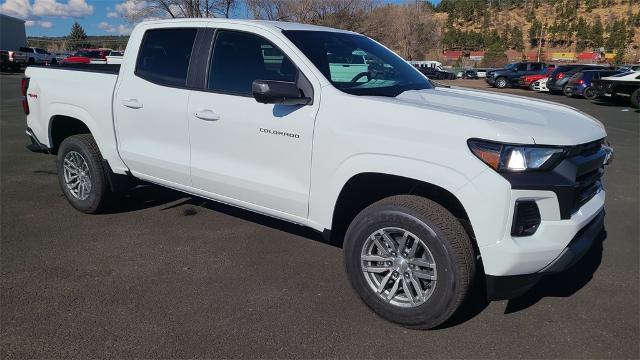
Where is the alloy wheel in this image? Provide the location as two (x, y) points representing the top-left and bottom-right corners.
(360, 227), (437, 308)
(63, 151), (92, 200)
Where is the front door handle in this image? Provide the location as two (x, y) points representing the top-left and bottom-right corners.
(121, 99), (143, 109)
(194, 109), (220, 121)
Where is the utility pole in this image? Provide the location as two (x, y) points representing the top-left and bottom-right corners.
(537, 22), (545, 62)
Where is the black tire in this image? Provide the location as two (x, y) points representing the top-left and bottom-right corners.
(529, 82), (536, 91)
(630, 89), (639, 109)
(56, 134), (110, 213)
(344, 195), (475, 329)
(563, 86), (573, 97)
(494, 77), (508, 88)
(583, 86), (598, 100)
(50, 58), (57, 65)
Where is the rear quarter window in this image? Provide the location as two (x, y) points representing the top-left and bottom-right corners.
(135, 28), (198, 87)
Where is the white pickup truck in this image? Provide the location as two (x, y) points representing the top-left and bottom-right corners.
(23, 19), (612, 329)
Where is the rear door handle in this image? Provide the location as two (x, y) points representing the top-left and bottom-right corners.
(121, 99), (143, 109)
(194, 109), (220, 121)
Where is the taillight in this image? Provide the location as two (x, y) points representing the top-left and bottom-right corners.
(21, 77), (30, 115)
(577, 80), (584, 85)
(556, 72), (565, 80)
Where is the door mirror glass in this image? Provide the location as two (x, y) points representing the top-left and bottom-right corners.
(252, 80), (310, 105)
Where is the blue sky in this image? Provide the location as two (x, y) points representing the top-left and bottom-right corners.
(0, 0), (439, 37)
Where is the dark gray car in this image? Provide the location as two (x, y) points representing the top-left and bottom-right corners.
(547, 65), (611, 94)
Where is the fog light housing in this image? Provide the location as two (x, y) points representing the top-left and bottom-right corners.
(511, 200), (541, 237)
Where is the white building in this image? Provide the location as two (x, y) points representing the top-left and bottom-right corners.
(0, 13), (27, 50)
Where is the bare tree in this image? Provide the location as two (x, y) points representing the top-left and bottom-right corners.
(125, 0), (238, 20)
(362, 3), (440, 60)
(245, 0), (378, 27)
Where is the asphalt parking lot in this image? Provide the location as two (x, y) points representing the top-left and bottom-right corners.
(1, 73), (638, 358)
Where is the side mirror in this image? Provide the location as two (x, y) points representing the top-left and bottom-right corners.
(252, 80), (310, 105)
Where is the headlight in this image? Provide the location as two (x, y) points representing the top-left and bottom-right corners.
(468, 139), (564, 172)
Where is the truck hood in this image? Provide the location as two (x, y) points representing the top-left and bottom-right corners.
(390, 87), (606, 145)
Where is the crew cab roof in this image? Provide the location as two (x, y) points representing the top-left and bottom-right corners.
(138, 18), (355, 34)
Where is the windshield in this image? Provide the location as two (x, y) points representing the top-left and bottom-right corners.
(283, 30), (432, 97)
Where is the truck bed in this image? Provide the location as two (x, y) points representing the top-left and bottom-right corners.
(25, 64), (124, 173)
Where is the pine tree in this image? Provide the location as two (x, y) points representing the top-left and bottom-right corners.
(613, 50), (624, 65)
(68, 22), (88, 51)
(482, 41), (508, 67)
(591, 16), (605, 49)
(511, 27), (524, 51)
(575, 17), (590, 52)
(529, 19), (542, 47)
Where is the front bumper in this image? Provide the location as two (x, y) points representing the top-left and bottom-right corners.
(486, 209), (604, 300)
(457, 140), (610, 300)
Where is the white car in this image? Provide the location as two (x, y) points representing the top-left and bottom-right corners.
(476, 69), (487, 78)
(106, 51), (124, 65)
(23, 19), (612, 329)
(19, 47), (57, 65)
(532, 77), (549, 92)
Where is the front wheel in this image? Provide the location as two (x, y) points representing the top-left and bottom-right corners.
(56, 134), (110, 213)
(494, 77), (508, 88)
(529, 82), (536, 91)
(344, 195), (475, 329)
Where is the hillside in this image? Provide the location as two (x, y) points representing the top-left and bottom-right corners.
(432, 0), (640, 63)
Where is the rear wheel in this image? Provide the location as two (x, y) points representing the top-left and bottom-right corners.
(495, 77), (508, 88)
(344, 195), (475, 329)
(563, 86), (573, 97)
(56, 134), (110, 213)
(583, 86), (597, 100)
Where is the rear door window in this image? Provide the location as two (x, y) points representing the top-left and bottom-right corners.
(529, 63), (543, 71)
(135, 28), (198, 87)
(515, 63), (527, 72)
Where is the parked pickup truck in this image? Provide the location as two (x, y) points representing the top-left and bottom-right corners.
(20, 46), (58, 65)
(486, 62), (550, 88)
(23, 19), (612, 329)
(591, 71), (640, 108)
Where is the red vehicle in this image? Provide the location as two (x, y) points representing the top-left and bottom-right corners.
(519, 66), (555, 90)
(61, 49), (111, 64)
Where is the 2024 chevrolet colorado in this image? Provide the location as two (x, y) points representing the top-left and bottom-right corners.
(23, 19), (612, 329)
